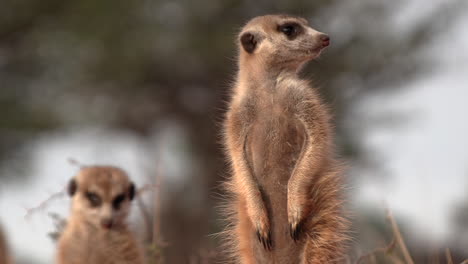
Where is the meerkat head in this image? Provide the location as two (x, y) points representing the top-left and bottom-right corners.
(238, 15), (330, 70)
(67, 166), (136, 230)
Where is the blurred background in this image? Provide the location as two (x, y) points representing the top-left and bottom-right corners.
(0, 0), (467, 263)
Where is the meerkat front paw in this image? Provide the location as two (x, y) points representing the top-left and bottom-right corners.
(288, 210), (305, 242)
(247, 204), (272, 250)
(288, 194), (309, 242)
(245, 190), (273, 250)
(255, 223), (272, 250)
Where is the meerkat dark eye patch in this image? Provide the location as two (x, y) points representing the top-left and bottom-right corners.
(112, 194), (126, 210)
(67, 179), (77, 196)
(85, 192), (102, 207)
(278, 22), (302, 39)
(128, 182), (136, 201)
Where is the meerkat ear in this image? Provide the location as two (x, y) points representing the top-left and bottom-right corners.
(128, 182), (136, 201)
(240, 31), (264, 54)
(67, 178), (77, 197)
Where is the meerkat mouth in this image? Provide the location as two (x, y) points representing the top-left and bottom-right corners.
(309, 42), (329, 55)
(309, 37), (330, 54)
(307, 46), (324, 56)
(312, 47), (323, 53)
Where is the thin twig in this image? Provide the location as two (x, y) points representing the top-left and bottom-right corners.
(24, 190), (65, 220)
(25, 158), (82, 219)
(386, 209), (415, 264)
(153, 172), (163, 245)
(67, 158), (85, 168)
(136, 195), (153, 241)
(137, 183), (160, 197)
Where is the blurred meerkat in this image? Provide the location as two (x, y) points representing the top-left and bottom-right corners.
(223, 15), (348, 263)
(0, 225), (13, 264)
(56, 166), (144, 264)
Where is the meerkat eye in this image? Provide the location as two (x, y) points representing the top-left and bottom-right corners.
(85, 192), (102, 207)
(278, 22), (302, 39)
(112, 194), (126, 210)
(280, 25), (295, 35)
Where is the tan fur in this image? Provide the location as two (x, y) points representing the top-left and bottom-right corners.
(56, 166), (144, 264)
(222, 15), (348, 263)
(0, 225), (13, 264)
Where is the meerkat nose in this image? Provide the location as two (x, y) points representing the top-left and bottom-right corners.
(101, 219), (114, 229)
(320, 34), (330, 47)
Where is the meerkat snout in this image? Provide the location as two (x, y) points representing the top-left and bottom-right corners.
(320, 34), (330, 47)
(100, 215), (114, 229)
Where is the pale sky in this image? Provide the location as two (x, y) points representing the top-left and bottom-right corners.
(356, 2), (468, 241)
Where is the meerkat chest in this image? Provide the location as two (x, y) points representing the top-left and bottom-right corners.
(246, 93), (305, 182)
(254, 92), (299, 135)
(64, 229), (135, 264)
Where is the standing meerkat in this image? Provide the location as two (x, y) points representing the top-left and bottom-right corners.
(56, 166), (145, 264)
(223, 15), (348, 263)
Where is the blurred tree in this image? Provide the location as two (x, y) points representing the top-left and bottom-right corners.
(0, 0), (466, 262)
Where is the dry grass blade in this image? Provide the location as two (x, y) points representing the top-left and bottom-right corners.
(386, 209), (415, 264)
(136, 195), (153, 242)
(356, 238), (398, 264)
(460, 259), (468, 264)
(430, 249), (440, 264)
(445, 248), (454, 264)
(388, 255), (404, 264)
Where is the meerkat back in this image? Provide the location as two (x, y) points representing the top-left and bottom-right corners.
(223, 15), (348, 264)
(56, 166), (145, 264)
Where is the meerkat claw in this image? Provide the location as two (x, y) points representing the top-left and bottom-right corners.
(256, 228), (272, 251)
(289, 220), (304, 242)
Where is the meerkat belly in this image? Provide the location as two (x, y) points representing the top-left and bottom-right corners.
(247, 108), (305, 257)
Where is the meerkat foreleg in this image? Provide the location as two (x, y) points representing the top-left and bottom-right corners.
(226, 114), (272, 250)
(287, 117), (326, 241)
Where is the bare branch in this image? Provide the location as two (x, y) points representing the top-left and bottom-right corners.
(24, 189), (65, 220)
(67, 158), (86, 168)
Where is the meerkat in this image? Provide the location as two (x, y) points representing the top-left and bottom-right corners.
(0, 225), (13, 264)
(223, 15), (348, 263)
(56, 166), (145, 264)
